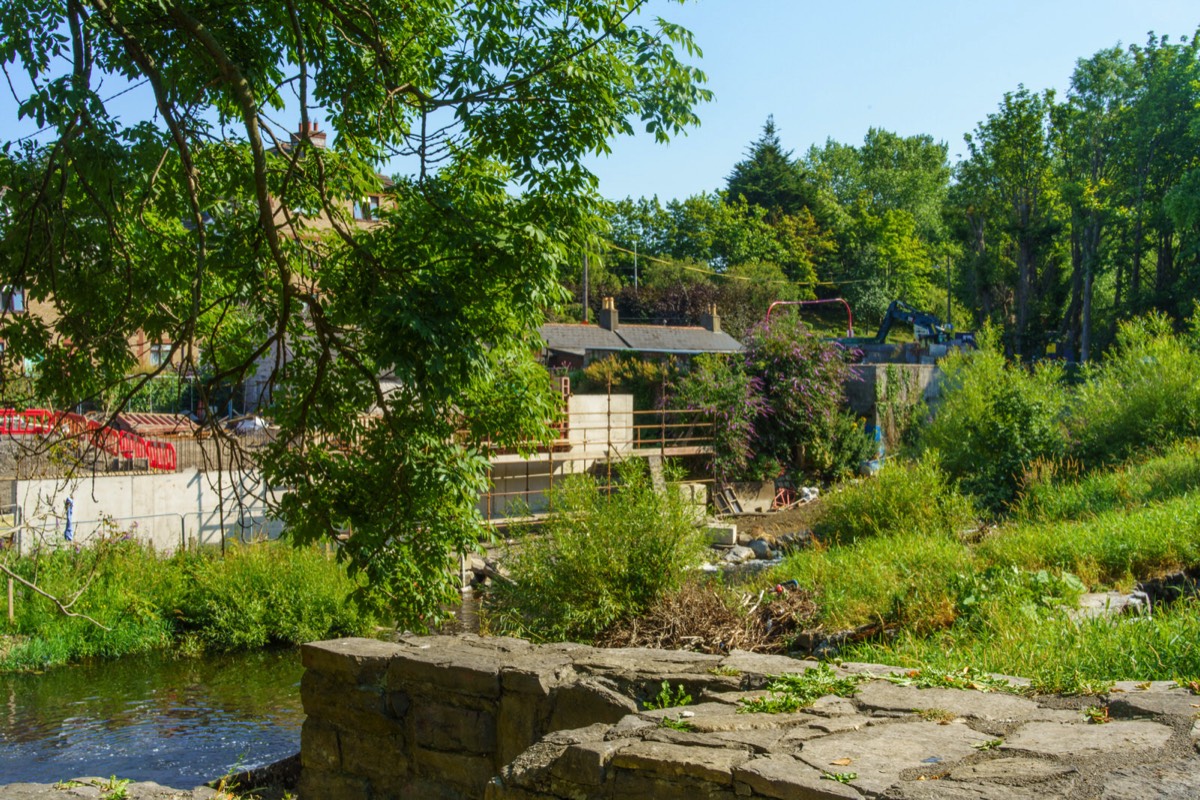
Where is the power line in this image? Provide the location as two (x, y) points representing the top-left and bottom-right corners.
(602, 241), (875, 287)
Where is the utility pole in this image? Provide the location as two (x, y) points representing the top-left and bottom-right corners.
(945, 255), (952, 329)
(633, 238), (639, 292)
(582, 253), (590, 323)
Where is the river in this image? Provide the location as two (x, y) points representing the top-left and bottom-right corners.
(0, 649), (304, 787)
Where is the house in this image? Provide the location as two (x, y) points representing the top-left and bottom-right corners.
(539, 298), (743, 370)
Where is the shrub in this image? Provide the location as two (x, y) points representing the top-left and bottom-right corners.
(669, 353), (765, 481)
(742, 313), (861, 481)
(816, 456), (976, 545)
(484, 461), (704, 643)
(920, 326), (1069, 510)
(1069, 313), (1200, 464)
(1, 539), (379, 671)
(578, 353), (675, 410)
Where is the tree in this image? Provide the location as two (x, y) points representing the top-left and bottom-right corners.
(726, 116), (812, 215)
(0, 0), (710, 626)
(960, 87), (1064, 355)
(1052, 46), (1135, 361)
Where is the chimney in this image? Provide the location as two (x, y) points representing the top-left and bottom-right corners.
(701, 304), (720, 333)
(291, 121), (327, 150)
(599, 297), (619, 331)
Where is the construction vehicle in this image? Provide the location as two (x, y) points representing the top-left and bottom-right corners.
(846, 300), (973, 347)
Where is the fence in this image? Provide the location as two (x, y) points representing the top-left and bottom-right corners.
(481, 395), (714, 522)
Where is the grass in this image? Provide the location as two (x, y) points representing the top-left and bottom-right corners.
(739, 664), (869, 713)
(772, 531), (972, 632)
(758, 446), (1200, 694)
(0, 539), (381, 672)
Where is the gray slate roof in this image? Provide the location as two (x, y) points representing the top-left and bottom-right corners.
(610, 324), (742, 354)
(539, 322), (742, 356)
(538, 323), (626, 356)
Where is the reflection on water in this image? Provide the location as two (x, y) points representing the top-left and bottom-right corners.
(0, 649), (304, 787)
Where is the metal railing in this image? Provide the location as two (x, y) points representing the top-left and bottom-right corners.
(480, 402), (714, 522)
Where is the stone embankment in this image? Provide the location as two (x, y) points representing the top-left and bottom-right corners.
(299, 635), (1200, 800)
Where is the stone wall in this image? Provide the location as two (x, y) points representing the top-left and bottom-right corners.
(301, 635), (1200, 800)
(299, 636), (813, 799)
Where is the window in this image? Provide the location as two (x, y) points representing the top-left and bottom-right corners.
(149, 343), (172, 366)
(352, 195), (381, 221)
(1, 286), (25, 313)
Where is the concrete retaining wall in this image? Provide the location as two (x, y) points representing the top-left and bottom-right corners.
(12, 468), (280, 553)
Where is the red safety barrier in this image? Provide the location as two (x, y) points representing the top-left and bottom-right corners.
(8, 409), (178, 471)
(0, 408), (56, 435)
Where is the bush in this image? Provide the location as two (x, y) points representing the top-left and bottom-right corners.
(920, 326), (1069, 510)
(484, 462), (704, 643)
(1, 539), (379, 671)
(742, 313), (862, 481)
(816, 456), (976, 545)
(1069, 313), (1200, 464)
(669, 353), (765, 481)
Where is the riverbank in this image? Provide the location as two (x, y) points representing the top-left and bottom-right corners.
(1, 540), (381, 672)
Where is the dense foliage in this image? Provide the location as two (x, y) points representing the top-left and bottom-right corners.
(667, 314), (870, 483)
(587, 31), (1200, 363)
(484, 462), (704, 643)
(0, 0), (709, 627)
(1, 540), (379, 672)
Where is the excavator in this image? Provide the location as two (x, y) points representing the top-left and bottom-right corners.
(857, 300), (972, 346)
(765, 298), (974, 348)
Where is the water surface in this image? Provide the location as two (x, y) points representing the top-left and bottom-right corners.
(0, 649), (303, 787)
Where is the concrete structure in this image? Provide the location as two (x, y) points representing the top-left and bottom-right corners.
(6, 468), (280, 554)
(300, 635), (1200, 800)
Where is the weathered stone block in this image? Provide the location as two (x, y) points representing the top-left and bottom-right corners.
(611, 740), (750, 785)
(549, 678), (638, 732)
(796, 719), (992, 797)
(414, 747), (497, 797)
(1001, 720), (1174, 758)
(733, 755), (861, 799)
(612, 769), (739, 800)
(296, 769), (372, 800)
(340, 729), (409, 779)
(302, 670), (399, 735)
(1108, 689), (1200, 720)
(853, 679), (1037, 722)
(550, 738), (627, 786)
(388, 646), (503, 700)
(413, 701), (497, 754)
(302, 637), (399, 684)
(499, 690), (551, 766)
(300, 720), (341, 771)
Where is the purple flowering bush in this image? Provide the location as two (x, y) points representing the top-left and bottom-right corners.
(743, 313), (871, 481)
(672, 314), (871, 483)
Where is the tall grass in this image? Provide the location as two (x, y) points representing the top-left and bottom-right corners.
(0, 540), (380, 672)
(846, 598), (1200, 693)
(774, 532), (973, 633)
(977, 494), (1200, 590)
(1013, 441), (1200, 523)
(816, 456), (976, 545)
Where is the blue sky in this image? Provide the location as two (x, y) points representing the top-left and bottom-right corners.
(5, 1), (1198, 202)
(586, 0), (1200, 200)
